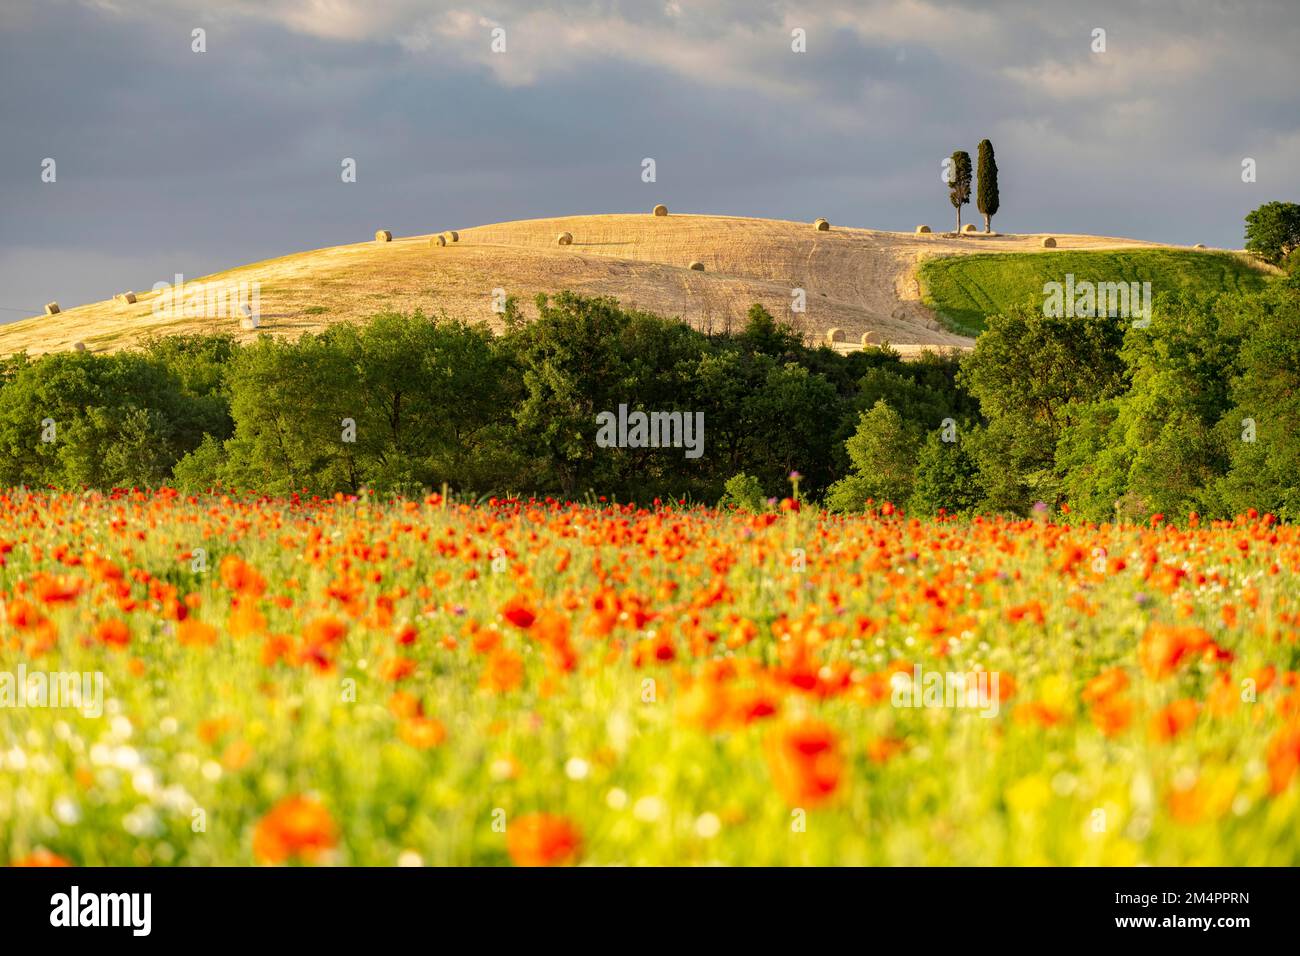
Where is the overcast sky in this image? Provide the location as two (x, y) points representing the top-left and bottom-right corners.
(2, 0), (1297, 316)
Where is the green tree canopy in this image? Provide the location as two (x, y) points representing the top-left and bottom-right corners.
(976, 139), (1000, 233)
(1245, 201), (1300, 266)
(948, 150), (972, 233)
(825, 399), (919, 511)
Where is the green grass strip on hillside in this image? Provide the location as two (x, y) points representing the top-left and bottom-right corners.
(918, 249), (1271, 336)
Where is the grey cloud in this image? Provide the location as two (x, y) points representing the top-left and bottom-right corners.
(1, 0), (1296, 314)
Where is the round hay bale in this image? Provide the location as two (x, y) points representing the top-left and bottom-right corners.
(915, 224), (931, 234)
(1041, 236), (1057, 248)
(445, 230), (459, 243)
(114, 291), (137, 305)
(861, 331), (875, 347)
(44, 302), (60, 315)
(652, 204), (668, 217)
(557, 232), (573, 246)
(1193, 243), (1206, 249)
(375, 229), (392, 242)
(826, 328), (845, 346)
(73, 342), (86, 352)
(431, 235), (446, 247)
(688, 260), (705, 271)
(814, 218), (830, 231)
(962, 223), (978, 233)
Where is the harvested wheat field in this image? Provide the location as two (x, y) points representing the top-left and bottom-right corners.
(0, 214), (1177, 359)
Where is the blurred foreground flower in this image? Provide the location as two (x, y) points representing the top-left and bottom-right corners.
(12, 848), (72, 867)
(506, 813), (582, 867)
(765, 720), (843, 807)
(252, 796), (338, 865)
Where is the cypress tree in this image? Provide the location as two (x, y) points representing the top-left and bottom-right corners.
(977, 139), (1000, 233)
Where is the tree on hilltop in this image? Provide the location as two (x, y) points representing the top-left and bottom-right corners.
(948, 150), (972, 234)
(1245, 201), (1300, 266)
(977, 139), (999, 233)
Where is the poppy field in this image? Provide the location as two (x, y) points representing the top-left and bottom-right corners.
(2, 489), (1299, 867)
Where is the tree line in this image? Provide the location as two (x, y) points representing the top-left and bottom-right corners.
(0, 295), (969, 505)
(1, 220), (1297, 520)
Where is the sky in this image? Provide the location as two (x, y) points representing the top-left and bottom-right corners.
(2, 0), (1297, 316)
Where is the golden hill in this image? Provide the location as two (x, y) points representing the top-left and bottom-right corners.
(0, 213), (1177, 358)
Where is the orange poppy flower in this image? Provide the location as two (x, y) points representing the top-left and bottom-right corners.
(481, 648), (524, 693)
(303, 616), (348, 647)
(502, 596), (537, 630)
(6, 599), (41, 630)
(1013, 701), (1069, 728)
(252, 796), (337, 864)
(1265, 725), (1300, 795)
(222, 739), (254, 770)
(1006, 601), (1045, 625)
(11, 848), (72, 867)
(1089, 695), (1134, 737)
(1138, 623), (1212, 680)
(177, 619), (218, 648)
(198, 716), (235, 743)
(228, 601), (268, 637)
(765, 720), (844, 806)
(379, 657), (417, 682)
(506, 813), (582, 867)
(388, 691), (423, 719)
(33, 574), (83, 604)
(1082, 667), (1129, 704)
(399, 715), (448, 749)
(261, 633), (295, 667)
(1149, 699), (1199, 742)
(93, 619), (129, 648)
(219, 556), (267, 598)
(866, 736), (907, 764)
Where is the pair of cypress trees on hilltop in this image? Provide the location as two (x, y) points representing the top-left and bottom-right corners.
(948, 140), (999, 234)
